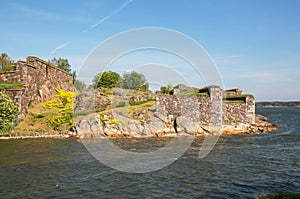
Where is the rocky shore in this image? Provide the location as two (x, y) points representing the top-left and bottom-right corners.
(73, 86), (280, 139)
(0, 113), (277, 140)
(75, 113), (278, 139)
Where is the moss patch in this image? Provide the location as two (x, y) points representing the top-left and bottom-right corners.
(0, 82), (24, 90)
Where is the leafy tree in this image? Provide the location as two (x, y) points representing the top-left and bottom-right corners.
(0, 92), (19, 135)
(49, 58), (72, 74)
(122, 71), (149, 91)
(93, 71), (122, 88)
(0, 53), (15, 70)
(92, 72), (102, 88)
(74, 79), (87, 92)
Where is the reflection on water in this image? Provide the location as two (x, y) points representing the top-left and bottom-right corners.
(0, 107), (299, 198)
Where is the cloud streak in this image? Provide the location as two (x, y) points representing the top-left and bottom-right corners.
(12, 3), (59, 20)
(11, 3), (92, 23)
(50, 42), (70, 55)
(86, 0), (133, 31)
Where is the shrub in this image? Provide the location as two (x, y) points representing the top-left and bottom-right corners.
(44, 88), (77, 127)
(93, 71), (122, 88)
(110, 119), (120, 124)
(0, 92), (19, 135)
(100, 117), (109, 122)
(116, 101), (126, 108)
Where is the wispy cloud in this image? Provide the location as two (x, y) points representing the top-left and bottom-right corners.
(86, 0), (134, 31)
(50, 42), (70, 55)
(12, 3), (59, 20)
(11, 3), (92, 23)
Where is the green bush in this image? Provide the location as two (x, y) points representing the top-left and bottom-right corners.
(116, 101), (126, 107)
(93, 71), (122, 88)
(43, 88), (77, 127)
(0, 92), (19, 135)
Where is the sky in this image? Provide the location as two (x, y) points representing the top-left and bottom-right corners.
(0, 0), (300, 101)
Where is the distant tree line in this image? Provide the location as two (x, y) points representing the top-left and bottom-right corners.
(256, 101), (300, 107)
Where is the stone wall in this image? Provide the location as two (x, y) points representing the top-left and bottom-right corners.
(155, 96), (211, 123)
(155, 86), (255, 126)
(0, 56), (75, 115)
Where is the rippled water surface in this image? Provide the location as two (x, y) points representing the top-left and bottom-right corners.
(0, 107), (299, 198)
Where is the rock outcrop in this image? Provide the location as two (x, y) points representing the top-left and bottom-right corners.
(74, 85), (277, 139)
(75, 113), (277, 139)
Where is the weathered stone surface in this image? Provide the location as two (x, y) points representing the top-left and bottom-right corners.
(156, 86), (256, 128)
(175, 116), (198, 135)
(0, 56), (75, 115)
(128, 90), (155, 105)
(75, 86), (277, 138)
(75, 88), (111, 112)
(76, 111), (277, 139)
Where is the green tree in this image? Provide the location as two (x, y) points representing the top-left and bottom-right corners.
(122, 71), (149, 91)
(49, 58), (72, 74)
(0, 92), (19, 135)
(93, 71), (122, 88)
(74, 79), (87, 92)
(0, 53), (15, 70)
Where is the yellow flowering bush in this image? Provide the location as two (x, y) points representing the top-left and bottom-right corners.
(44, 88), (77, 127)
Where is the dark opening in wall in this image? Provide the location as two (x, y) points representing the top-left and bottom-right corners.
(46, 63), (49, 79)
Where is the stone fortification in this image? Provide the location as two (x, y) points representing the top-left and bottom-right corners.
(76, 85), (277, 139)
(156, 86), (255, 126)
(0, 56), (75, 115)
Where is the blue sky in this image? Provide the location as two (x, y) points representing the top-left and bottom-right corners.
(1, 0), (300, 101)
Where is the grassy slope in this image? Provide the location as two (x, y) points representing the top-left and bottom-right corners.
(13, 95), (156, 136)
(12, 102), (70, 136)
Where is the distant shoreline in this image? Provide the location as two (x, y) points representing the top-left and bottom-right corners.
(256, 101), (300, 107)
(257, 106), (300, 108)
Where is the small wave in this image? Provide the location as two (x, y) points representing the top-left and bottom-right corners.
(278, 129), (294, 136)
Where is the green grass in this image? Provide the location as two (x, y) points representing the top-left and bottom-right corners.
(12, 101), (70, 136)
(224, 100), (245, 103)
(0, 82), (24, 89)
(129, 98), (155, 106)
(0, 64), (16, 72)
(223, 94), (251, 103)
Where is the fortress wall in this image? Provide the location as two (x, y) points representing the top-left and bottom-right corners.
(0, 56), (75, 115)
(156, 87), (255, 126)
